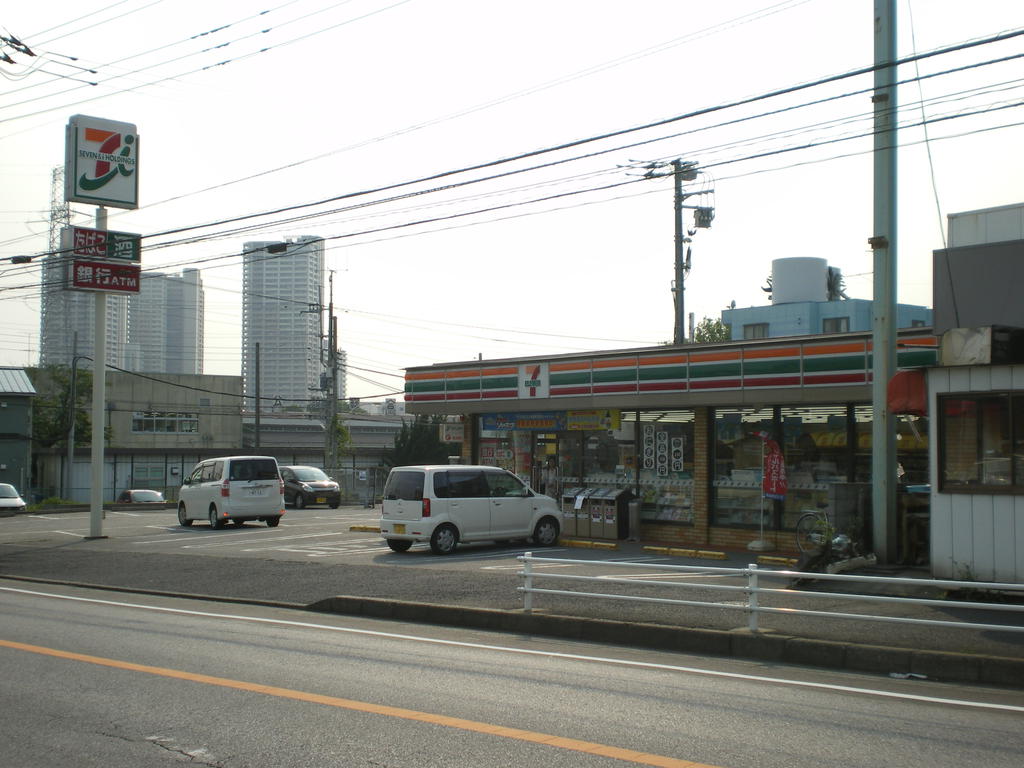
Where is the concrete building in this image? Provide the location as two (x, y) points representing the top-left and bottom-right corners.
(34, 371), (245, 502)
(125, 268), (204, 374)
(0, 367), (35, 494)
(241, 237), (324, 408)
(39, 253), (128, 369)
(923, 203), (1024, 582)
(722, 257), (931, 340)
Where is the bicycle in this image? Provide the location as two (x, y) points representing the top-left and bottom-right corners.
(794, 504), (835, 556)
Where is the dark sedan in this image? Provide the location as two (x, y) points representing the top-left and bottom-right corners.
(280, 466), (341, 509)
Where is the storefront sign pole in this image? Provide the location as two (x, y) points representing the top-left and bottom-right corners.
(87, 206), (108, 539)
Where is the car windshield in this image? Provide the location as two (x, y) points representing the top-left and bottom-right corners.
(0, 484), (19, 498)
(293, 467), (328, 482)
(133, 490), (164, 502)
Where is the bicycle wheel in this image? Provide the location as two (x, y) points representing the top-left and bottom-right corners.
(795, 512), (828, 554)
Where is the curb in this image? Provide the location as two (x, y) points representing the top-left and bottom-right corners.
(308, 595), (1024, 688)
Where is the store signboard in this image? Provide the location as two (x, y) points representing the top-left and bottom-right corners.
(518, 362), (549, 399)
(440, 423), (465, 443)
(482, 412), (565, 432)
(69, 259), (141, 293)
(65, 114), (139, 209)
(566, 409), (620, 431)
(63, 226), (141, 262)
(481, 409), (621, 432)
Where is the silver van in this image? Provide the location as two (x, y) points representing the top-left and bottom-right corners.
(178, 455), (285, 528)
(380, 465), (560, 554)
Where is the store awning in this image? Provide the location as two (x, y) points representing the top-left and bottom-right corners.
(888, 369), (927, 416)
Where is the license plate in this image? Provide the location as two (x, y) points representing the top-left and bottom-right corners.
(316, 497), (326, 504)
(247, 487), (267, 497)
(393, 524), (406, 534)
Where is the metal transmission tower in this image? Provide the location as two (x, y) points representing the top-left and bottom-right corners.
(39, 167), (73, 366)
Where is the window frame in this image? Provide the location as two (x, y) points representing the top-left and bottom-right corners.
(822, 316), (849, 333)
(938, 391), (1024, 493)
(743, 323), (769, 340)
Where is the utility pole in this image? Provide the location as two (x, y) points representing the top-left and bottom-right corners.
(637, 159), (713, 344)
(324, 271), (338, 475)
(64, 332), (79, 499)
(871, 0), (899, 562)
(672, 159), (687, 345)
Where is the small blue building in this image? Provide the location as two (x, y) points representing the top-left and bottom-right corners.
(721, 257), (931, 339)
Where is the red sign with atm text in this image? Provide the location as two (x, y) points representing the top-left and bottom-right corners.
(70, 259), (141, 293)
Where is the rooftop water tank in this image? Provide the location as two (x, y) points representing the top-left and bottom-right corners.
(771, 257), (828, 304)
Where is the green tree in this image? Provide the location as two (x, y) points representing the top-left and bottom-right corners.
(692, 317), (731, 344)
(383, 415), (452, 467)
(27, 365), (94, 449)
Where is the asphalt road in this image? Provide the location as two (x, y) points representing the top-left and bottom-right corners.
(1, 505), (1022, 672)
(4, 582), (1023, 768)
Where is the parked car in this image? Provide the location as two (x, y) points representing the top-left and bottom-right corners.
(177, 455), (284, 528)
(0, 483), (27, 513)
(280, 466), (341, 509)
(116, 489), (166, 503)
(379, 465), (561, 554)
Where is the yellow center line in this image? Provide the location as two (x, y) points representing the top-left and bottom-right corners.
(1, 638), (720, 768)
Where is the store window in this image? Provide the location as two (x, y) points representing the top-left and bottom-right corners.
(822, 316), (849, 333)
(712, 408), (774, 527)
(780, 405), (849, 530)
(939, 393), (1023, 491)
(627, 411), (695, 525)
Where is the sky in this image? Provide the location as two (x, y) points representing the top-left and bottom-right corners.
(2, 0), (1023, 400)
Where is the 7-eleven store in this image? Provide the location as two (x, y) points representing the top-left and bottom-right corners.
(404, 329), (937, 555)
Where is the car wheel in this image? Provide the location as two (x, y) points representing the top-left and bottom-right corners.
(265, 516), (280, 527)
(233, 519), (246, 526)
(294, 494), (305, 510)
(177, 504), (192, 527)
(209, 507), (224, 529)
(429, 524), (458, 555)
(329, 502), (340, 509)
(387, 539), (413, 553)
(533, 516), (560, 547)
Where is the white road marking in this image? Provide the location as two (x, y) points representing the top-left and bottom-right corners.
(2, 585), (1021, 714)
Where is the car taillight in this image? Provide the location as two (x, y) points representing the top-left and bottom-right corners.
(279, 479), (285, 495)
(220, 480), (230, 497)
(422, 498), (431, 517)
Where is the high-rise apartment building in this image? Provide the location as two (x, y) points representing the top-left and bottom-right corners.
(125, 268), (204, 374)
(241, 237), (324, 407)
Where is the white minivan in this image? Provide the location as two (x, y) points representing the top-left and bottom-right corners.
(178, 455), (285, 528)
(380, 465), (561, 554)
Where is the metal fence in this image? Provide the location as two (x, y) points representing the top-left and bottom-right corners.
(517, 553), (1024, 634)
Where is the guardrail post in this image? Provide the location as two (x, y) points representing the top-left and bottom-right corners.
(747, 563), (759, 633)
(522, 551), (534, 613)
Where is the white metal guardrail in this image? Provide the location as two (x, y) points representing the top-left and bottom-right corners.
(517, 552), (1024, 634)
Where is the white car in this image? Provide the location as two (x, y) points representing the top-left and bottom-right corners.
(0, 483), (27, 513)
(177, 456), (285, 528)
(380, 465), (561, 554)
